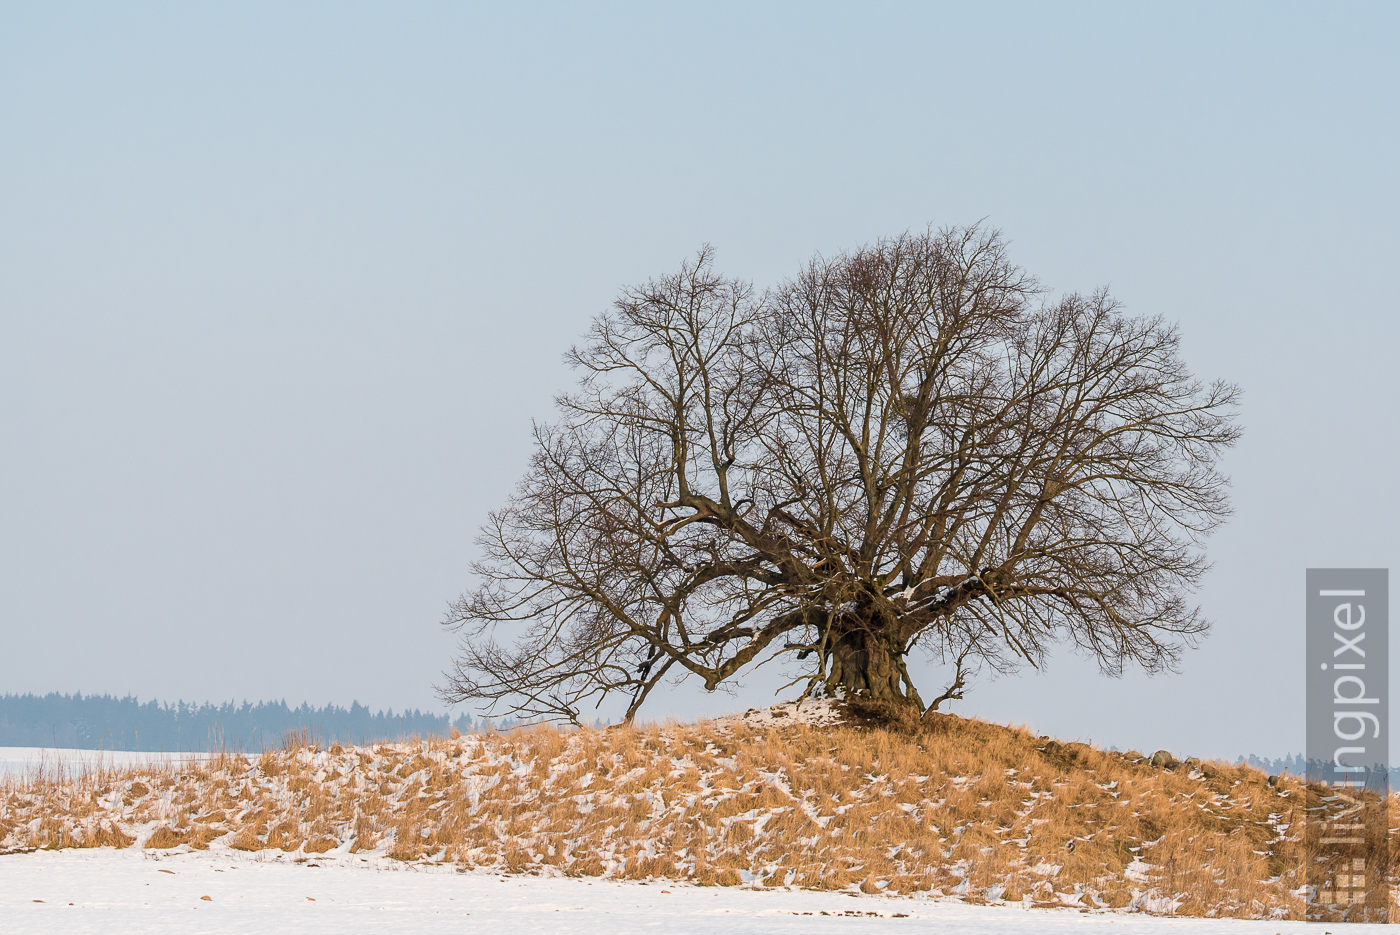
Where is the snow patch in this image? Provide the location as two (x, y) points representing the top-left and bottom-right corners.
(0, 847), (1331, 934)
(713, 698), (850, 730)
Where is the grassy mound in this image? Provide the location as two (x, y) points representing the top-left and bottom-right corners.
(0, 710), (1367, 919)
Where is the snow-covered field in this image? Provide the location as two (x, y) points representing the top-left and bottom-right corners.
(0, 847), (1374, 934)
(0, 747), (208, 780)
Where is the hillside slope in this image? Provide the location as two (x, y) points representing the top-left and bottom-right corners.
(0, 703), (1375, 919)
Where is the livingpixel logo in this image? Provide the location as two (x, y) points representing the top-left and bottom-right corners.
(1305, 568), (1389, 921)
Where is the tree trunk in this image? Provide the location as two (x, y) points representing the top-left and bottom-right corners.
(826, 619), (923, 722)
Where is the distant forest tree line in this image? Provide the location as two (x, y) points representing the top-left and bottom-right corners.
(0, 693), (484, 751)
(0, 694), (1364, 776)
(1206, 753), (1400, 787)
(1239, 753), (1306, 778)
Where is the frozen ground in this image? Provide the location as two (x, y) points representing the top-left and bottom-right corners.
(0, 747), (209, 780)
(0, 847), (1375, 934)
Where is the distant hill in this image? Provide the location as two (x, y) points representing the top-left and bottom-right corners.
(0, 692), (477, 751)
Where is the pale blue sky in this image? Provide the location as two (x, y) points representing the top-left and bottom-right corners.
(1, 2), (1396, 758)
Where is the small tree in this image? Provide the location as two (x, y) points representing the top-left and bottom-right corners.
(442, 227), (1240, 724)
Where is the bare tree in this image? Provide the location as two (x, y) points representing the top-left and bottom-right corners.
(441, 226), (1241, 725)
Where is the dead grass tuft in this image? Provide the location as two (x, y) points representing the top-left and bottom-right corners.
(144, 826), (187, 849)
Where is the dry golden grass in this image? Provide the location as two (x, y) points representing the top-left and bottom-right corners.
(0, 711), (1385, 919)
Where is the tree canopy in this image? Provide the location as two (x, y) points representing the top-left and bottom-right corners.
(442, 226), (1241, 724)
